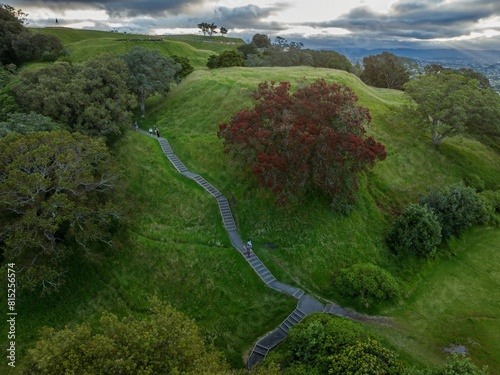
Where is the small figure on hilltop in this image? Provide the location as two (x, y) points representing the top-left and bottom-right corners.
(149, 127), (153, 136)
(245, 239), (252, 257)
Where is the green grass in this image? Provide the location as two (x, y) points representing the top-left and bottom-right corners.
(31, 28), (243, 68)
(367, 226), (500, 371)
(10, 28), (500, 373)
(5, 130), (295, 371)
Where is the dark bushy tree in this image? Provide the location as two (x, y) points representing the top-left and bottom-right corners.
(120, 46), (180, 118)
(13, 56), (134, 138)
(386, 204), (442, 257)
(420, 184), (487, 240)
(207, 50), (245, 69)
(171, 55), (193, 81)
(251, 33), (272, 48)
(0, 4), (26, 65)
(0, 111), (65, 137)
(334, 263), (400, 309)
(262, 314), (405, 374)
(360, 52), (412, 89)
(24, 302), (232, 374)
(0, 131), (122, 293)
(218, 79), (386, 211)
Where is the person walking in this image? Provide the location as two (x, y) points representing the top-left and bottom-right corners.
(155, 126), (160, 138)
(245, 239), (252, 257)
(149, 127), (153, 136)
(134, 121), (138, 131)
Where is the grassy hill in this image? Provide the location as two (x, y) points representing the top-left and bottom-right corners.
(32, 28), (244, 68)
(11, 28), (500, 372)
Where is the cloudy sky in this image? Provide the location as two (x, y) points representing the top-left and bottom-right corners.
(7, 0), (500, 50)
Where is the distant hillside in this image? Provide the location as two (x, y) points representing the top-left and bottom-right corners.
(30, 27), (245, 68)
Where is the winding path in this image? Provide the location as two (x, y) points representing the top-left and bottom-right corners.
(138, 129), (390, 369)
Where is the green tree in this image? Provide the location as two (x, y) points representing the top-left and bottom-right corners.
(207, 50), (245, 69)
(0, 111), (65, 137)
(264, 314), (405, 374)
(11, 31), (65, 62)
(0, 131), (122, 293)
(360, 52), (413, 89)
(386, 203), (442, 257)
(420, 184), (487, 240)
(251, 34), (272, 48)
(407, 353), (488, 375)
(334, 263), (400, 309)
(0, 4), (26, 65)
(24, 302), (233, 374)
(403, 73), (480, 146)
(171, 54), (194, 81)
(12, 56), (134, 138)
(120, 46), (180, 118)
(0, 67), (18, 121)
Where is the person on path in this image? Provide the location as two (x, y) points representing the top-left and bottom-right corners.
(149, 127), (153, 136)
(245, 240), (252, 257)
(134, 121), (138, 131)
(155, 126), (160, 138)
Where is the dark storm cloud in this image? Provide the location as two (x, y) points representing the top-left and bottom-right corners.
(306, 0), (500, 41)
(11, 0), (208, 17)
(213, 3), (288, 31)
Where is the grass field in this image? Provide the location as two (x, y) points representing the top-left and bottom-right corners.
(8, 28), (500, 373)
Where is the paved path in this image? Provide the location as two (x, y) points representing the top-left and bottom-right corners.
(137, 129), (389, 369)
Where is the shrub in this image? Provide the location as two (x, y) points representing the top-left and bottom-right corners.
(334, 263), (400, 308)
(386, 204), (442, 257)
(420, 184), (488, 240)
(462, 173), (485, 192)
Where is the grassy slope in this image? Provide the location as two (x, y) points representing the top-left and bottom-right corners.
(32, 28), (243, 68)
(8, 131), (295, 372)
(13, 28), (500, 372)
(148, 66), (500, 371)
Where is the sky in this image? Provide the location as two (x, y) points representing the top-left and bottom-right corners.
(7, 0), (500, 50)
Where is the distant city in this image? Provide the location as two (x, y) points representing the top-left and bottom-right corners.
(338, 48), (500, 93)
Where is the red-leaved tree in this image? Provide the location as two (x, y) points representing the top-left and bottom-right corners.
(217, 79), (386, 211)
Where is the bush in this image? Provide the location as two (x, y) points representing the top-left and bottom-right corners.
(386, 204), (442, 257)
(334, 263), (400, 308)
(206, 50), (245, 69)
(420, 184), (488, 240)
(462, 173), (485, 192)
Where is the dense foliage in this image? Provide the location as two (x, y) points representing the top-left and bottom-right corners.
(0, 111), (65, 137)
(0, 131), (122, 293)
(12, 56), (135, 139)
(360, 52), (413, 89)
(259, 314), (405, 374)
(207, 50), (246, 69)
(386, 203), (442, 257)
(419, 184), (487, 240)
(0, 4), (64, 65)
(218, 78), (386, 211)
(120, 46), (181, 118)
(334, 263), (400, 309)
(25, 302), (233, 375)
(404, 70), (500, 146)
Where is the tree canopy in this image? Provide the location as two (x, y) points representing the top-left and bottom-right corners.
(120, 46), (181, 118)
(0, 131), (122, 293)
(259, 314), (405, 374)
(24, 302), (233, 374)
(217, 79), (386, 211)
(12, 56), (135, 139)
(404, 71), (500, 146)
(360, 52), (412, 90)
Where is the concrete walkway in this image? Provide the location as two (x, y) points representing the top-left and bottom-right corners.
(138, 129), (385, 369)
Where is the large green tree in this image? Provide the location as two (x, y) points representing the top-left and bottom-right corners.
(260, 314), (405, 374)
(360, 52), (413, 89)
(0, 4), (26, 65)
(120, 46), (180, 118)
(12, 56), (134, 138)
(24, 302), (233, 374)
(0, 131), (122, 293)
(404, 73), (477, 145)
(0, 111), (65, 137)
